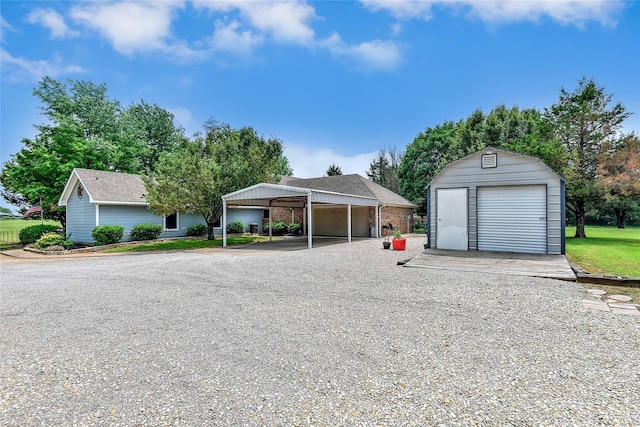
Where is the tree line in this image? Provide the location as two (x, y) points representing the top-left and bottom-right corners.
(2, 77), (637, 240)
(364, 78), (639, 237)
(1, 77), (291, 238)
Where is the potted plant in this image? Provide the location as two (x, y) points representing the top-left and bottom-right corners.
(392, 230), (406, 250)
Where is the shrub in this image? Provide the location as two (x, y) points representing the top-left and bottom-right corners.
(187, 223), (207, 237)
(62, 239), (74, 250)
(36, 232), (65, 249)
(130, 223), (163, 241)
(226, 220), (245, 234)
(264, 221), (289, 235)
(92, 225), (124, 246)
(18, 224), (60, 245)
(288, 222), (302, 235)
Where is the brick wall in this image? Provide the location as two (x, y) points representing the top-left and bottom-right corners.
(262, 207), (304, 229)
(380, 206), (414, 234)
(263, 206), (414, 235)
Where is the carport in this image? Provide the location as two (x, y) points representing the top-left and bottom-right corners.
(222, 183), (379, 249)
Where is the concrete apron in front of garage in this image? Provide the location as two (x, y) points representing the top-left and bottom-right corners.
(404, 248), (577, 281)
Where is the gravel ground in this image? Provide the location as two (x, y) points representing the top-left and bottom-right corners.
(1, 237), (638, 426)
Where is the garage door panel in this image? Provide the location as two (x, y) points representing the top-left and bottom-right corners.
(478, 186), (547, 254)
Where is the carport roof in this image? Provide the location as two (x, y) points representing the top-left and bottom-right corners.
(222, 183), (379, 207)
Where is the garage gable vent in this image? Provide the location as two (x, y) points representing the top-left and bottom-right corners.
(482, 153), (497, 169)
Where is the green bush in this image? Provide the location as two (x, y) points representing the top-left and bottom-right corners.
(130, 223), (162, 241)
(36, 232), (65, 249)
(62, 239), (74, 250)
(288, 222), (302, 235)
(264, 221), (289, 235)
(187, 224), (207, 237)
(18, 224), (60, 245)
(92, 225), (124, 246)
(226, 220), (245, 234)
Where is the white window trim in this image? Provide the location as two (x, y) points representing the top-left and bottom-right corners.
(164, 212), (179, 231)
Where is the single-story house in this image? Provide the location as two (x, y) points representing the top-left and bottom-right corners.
(222, 174), (416, 249)
(58, 168), (262, 244)
(426, 147), (566, 255)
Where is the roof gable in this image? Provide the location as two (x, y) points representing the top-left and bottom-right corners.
(59, 168), (147, 206)
(279, 174), (415, 207)
(429, 147), (565, 186)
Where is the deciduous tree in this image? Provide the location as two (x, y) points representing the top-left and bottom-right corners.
(144, 121), (290, 239)
(367, 147), (402, 194)
(597, 133), (640, 228)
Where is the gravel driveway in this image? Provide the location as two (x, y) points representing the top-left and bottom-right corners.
(1, 237), (638, 426)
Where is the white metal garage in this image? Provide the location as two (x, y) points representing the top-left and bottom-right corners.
(426, 148), (566, 255)
(477, 185), (547, 254)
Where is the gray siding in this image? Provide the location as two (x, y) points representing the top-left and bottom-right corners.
(428, 149), (564, 255)
(220, 208), (264, 233)
(99, 205), (206, 241)
(66, 191), (96, 243)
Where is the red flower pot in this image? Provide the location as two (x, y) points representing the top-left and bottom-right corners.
(392, 238), (406, 250)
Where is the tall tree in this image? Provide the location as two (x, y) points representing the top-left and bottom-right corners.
(144, 121), (289, 239)
(326, 163), (343, 176)
(398, 121), (458, 214)
(545, 77), (631, 238)
(0, 77), (186, 225)
(367, 147), (402, 193)
(597, 133), (640, 228)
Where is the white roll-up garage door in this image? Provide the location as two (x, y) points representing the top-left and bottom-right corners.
(477, 185), (547, 254)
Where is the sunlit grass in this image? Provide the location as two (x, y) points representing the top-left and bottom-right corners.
(0, 218), (62, 249)
(565, 226), (640, 277)
(103, 236), (269, 253)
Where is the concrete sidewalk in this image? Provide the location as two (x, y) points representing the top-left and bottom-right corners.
(404, 248), (577, 281)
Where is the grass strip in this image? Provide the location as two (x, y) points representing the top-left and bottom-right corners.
(103, 236), (269, 253)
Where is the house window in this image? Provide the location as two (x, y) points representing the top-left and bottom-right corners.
(213, 216), (221, 227)
(165, 212), (178, 230)
(263, 209), (270, 219)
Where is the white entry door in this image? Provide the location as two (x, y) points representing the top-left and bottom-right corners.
(436, 188), (468, 250)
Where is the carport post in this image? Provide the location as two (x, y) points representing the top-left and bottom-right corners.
(268, 206), (273, 242)
(347, 204), (352, 243)
(222, 199), (227, 247)
(307, 193), (312, 249)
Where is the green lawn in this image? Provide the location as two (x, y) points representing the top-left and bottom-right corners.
(0, 217), (62, 249)
(103, 236), (269, 252)
(565, 226), (640, 277)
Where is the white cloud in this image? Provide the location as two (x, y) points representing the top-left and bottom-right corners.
(321, 33), (403, 72)
(194, 0), (316, 46)
(360, 0), (625, 26)
(1, 16), (15, 43)
(285, 144), (377, 178)
(210, 20), (263, 56)
(0, 48), (87, 82)
(70, 0), (204, 60)
(27, 7), (79, 39)
(195, 0), (402, 71)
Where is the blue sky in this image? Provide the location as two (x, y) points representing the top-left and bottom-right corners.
(1, 0), (639, 210)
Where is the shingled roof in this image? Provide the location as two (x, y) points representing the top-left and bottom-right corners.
(279, 174), (415, 207)
(59, 168), (147, 206)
